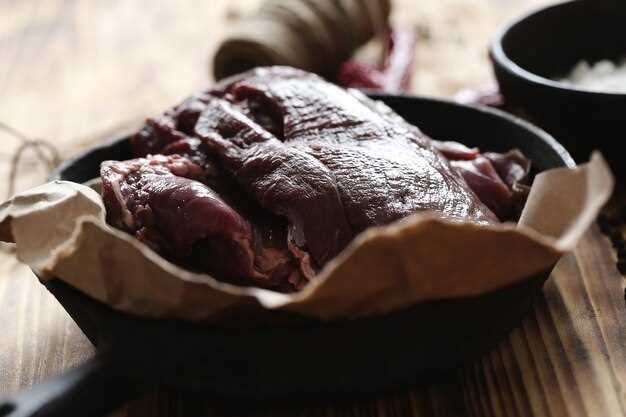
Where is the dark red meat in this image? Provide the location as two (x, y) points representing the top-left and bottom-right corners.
(101, 154), (307, 291)
(103, 66), (529, 291)
(434, 142), (530, 220)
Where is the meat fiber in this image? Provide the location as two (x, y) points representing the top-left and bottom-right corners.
(102, 66), (529, 292)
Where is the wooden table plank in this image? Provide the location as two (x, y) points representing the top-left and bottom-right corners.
(464, 227), (626, 417)
(0, 251), (95, 394)
(2, 1), (623, 416)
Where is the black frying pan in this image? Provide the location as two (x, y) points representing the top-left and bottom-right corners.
(0, 94), (574, 417)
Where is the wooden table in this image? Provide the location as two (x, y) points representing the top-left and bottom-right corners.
(2, 1), (624, 416)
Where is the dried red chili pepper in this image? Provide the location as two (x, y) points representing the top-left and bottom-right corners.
(337, 27), (417, 92)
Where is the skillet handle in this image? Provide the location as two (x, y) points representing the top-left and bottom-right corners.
(0, 352), (147, 417)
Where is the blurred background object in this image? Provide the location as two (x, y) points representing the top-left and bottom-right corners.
(213, 0), (417, 92)
(214, 0), (391, 80)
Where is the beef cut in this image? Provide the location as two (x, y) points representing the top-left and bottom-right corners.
(102, 66), (529, 292)
(101, 154), (307, 291)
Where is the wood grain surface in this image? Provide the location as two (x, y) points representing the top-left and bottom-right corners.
(2, 1), (624, 416)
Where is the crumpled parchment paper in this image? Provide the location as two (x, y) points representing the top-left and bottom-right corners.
(0, 153), (613, 321)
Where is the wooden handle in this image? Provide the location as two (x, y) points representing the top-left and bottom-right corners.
(0, 352), (146, 417)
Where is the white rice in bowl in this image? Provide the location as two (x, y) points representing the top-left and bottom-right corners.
(557, 57), (626, 93)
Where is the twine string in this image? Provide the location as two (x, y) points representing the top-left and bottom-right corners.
(0, 121), (61, 199)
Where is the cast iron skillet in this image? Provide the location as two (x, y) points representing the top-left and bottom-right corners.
(490, 0), (626, 173)
(0, 94), (574, 417)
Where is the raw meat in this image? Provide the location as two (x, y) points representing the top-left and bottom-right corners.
(434, 142), (530, 220)
(102, 66), (529, 291)
(101, 154), (307, 291)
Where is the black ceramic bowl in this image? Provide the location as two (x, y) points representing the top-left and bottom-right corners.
(490, 0), (626, 173)
(2, 95), (573, 417)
